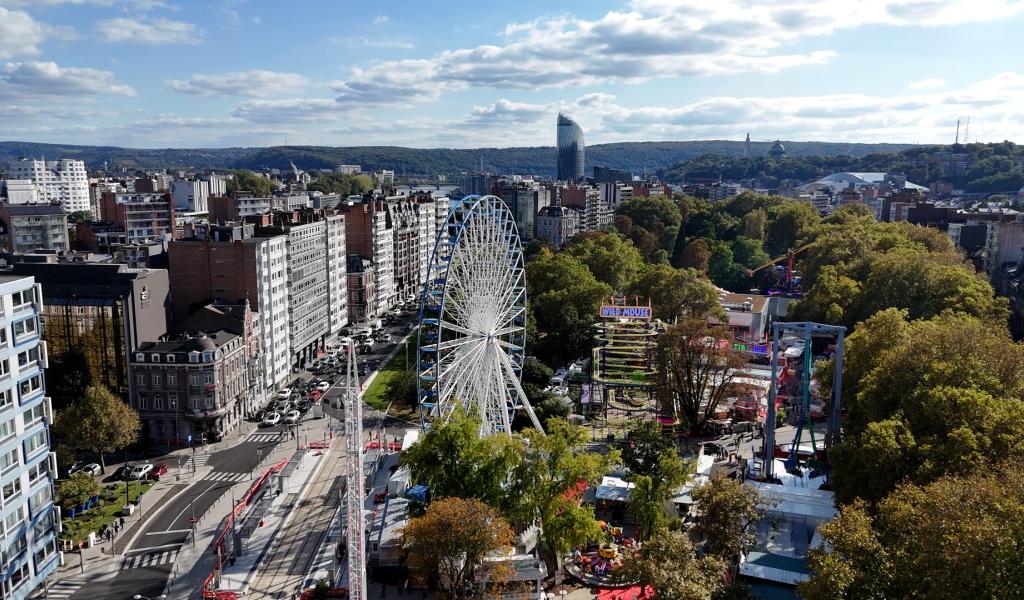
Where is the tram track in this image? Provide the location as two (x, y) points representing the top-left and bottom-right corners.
(246, 440), (347, 599)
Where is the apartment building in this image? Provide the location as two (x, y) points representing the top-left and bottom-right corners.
(170, 179), (211, 213)
(562, 185), (612, 232)
(129, 301), (260, 444)
(98, 192), (177, 245)
(0, 205), (69, 255)
(498, 181), (552, 240)
(535, 205), (582, 247)
(387, 195), (436, 302)
(7, 159), (89, 213)
(346, 254), (376, 323)
(0, 275), (60, 600)
(2, 181), (38, 205)
(338, 197), (396, 314)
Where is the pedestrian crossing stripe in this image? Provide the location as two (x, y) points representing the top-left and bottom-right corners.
(190, 452), (211, 467)
(203, 472), (248, 482)
(121, 549), (178, 569)
(31, 578), (84, 599)
(247, 432), (282, 443)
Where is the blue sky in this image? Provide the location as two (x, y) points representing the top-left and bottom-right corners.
(1, 0), (1022, 148)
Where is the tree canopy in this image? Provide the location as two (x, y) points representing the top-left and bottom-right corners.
(619, 529), (726, 600)
(565, 232), (645, 292)
(226, 169), (275, 196)
(55, 385), (140, 473)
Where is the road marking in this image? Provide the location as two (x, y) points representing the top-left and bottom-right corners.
(127, 543), (181, 554)
(121, 549), (179, 569)
(147, 529), (192, 535)
(32, 578), (84, 599)
(168, 480), (220, 525)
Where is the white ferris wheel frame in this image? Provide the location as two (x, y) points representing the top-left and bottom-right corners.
(417, 194), (542, 436)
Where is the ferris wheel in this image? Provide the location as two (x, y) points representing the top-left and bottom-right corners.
(417, 195), (542, 436)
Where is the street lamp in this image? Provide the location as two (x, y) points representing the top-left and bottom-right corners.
(171, 399), (180, 448)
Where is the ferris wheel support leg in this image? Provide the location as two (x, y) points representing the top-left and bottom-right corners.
(497, 343), (544, 433)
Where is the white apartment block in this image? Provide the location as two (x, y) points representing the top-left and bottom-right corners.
(2, 181), (38, 205)
(8, 160), (89, 213)
(202, 173), (229, 198)
(325, 215), (349, 341)
(253, 236), (291, 389)
(0, 275), (60, 600)
(599, 182), (633, 211)
(170, 179), (211, 213)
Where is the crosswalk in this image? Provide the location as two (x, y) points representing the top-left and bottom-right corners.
(121, 549), (178, 570)
(31, 578), (85, 599)
(247, 432), (284, 443)
(204, 471), (249, 483)
(190, 451), (211, 468)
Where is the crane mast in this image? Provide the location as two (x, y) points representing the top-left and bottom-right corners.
(343, 341), (367, 600)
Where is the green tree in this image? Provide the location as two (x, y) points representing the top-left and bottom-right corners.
(55, 386), (140, 473)
(691, 478), (770, 559)
(628, 264), (723, 321)
(619, 529), (726, 600)
(386, 368), (418, 408)
(402, 497), (514, 599)
(655, 319), (745, 433)
(226, 170), (275, 196)
(742, 208), (766, 241)
(801, 465), (1024, 600)
(512, 419), (620, 566)
(57, 472), (100, 510)
(617, 196), (682, 232)
(565, 233), (644, 291)
(628, 450), (690, 540)
(764, 201), (819, 257)
(401, 407), (526, 512)
(622, 420), (669, 478)
(527, 249), (612, 364)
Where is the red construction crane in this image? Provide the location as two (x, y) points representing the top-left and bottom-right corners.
(746, 242), (816, 292)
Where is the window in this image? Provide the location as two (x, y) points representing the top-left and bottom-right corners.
(32, 537), (56, 567)
(202, 352), (213, 363)
(167, 373), (176, 386)
(3, 505), (24, 535)
(8, 560), (28, 591)
(21, 404), (43, 428)
(135, 353), (145, 362)
(24, 430), (46, 456)
(167, 355), (176, 363)
(26, 461), (46, 486)
(0, 449), (19, 474)
(167, 393), (177, 409)
(152, 373), (162, 388)
(136, 392), (147, 409)
(151, 354), (160, 363)
(10, 289), (33, 308)
(28, 485), (50, 513)
(0, 419), (13, 441)
(0, 328), (7, 346)
(3, 478), (22, 503)
(2, 535), (26, 568)
(0, 390), (11, 412)
(136, 372), (146, 386)
(12, 318), (36, 339)
(16, 348), (39, 368)
(204, 372), (213, 385)
(0, 359), (8, 377)
(189, 353), (199, 363)
(19, 375), (41, 398)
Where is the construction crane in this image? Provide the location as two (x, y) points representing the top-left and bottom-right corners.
(343, 341), (367, 600)
(746, 242), (816, 295)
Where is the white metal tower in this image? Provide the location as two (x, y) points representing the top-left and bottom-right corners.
(343, 341), (367, 600)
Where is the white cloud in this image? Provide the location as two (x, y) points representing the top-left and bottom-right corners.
(373, 15), (389, 25)
(0, 61), (136, 100)
(328, 0), (1024, 103)
(3, 0), (175, 8)
(233, 98), (350, 123)
(330, 36), (414, 50)
(0, 8), (49, 60)
(909, 77), (948, 90)
(95, 17), (203, 45)
(167, 70), (309, 97)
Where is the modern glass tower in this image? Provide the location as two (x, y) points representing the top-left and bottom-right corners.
(556, 113), (585, 182)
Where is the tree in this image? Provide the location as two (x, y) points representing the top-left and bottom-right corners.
(512, 419), (620, 565)
(628, 264), (723, 321)
(401, 407), (526, 512)
(57, 472), (100, 510)
(678, 239), (710, 273)
(226, 170), (274, 196)
(691, 478), (770, 559)
(628, 450), (689, 540)
(619, 529), (726, 600)
(800, 465), (1024, 600)
(402, 497), (514, 598)
(742, 209), (766, 241)
(822, 309), (1024, 504)
(654, 319), (745, 433)
(527, 249), (612, 364)
(764, 201), (819, 257)
(622, 420), (669, 478)
(386, 368), (418, 408)
(565, 233), (644, 292)
(55, 386), (140, 473)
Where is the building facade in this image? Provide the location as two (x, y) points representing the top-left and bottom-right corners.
(498, 182), (553, 241)
(2, 181), (38, 205)
(339, 198), (396, 315)
(98, 193), (177, 245)
(535, 205), (582, 247)
(0, 275), (60, 600)
(0, 205), (69, 255)
(556, 113), (585, 182)
(170, 180), (211, 213)
(346, 254), (376, 323)
(7, 160), (89, 214)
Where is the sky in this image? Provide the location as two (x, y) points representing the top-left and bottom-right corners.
(1, 0), (1023, 149)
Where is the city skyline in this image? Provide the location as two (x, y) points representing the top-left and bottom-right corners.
(1, 0), (1023, 148)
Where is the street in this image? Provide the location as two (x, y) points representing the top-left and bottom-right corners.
(56, 311), (420, 600)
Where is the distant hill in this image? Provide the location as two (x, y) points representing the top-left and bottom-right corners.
(0, 140), (919, 177)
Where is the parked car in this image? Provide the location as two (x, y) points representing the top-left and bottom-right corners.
(316, 381), (331, 393)
(284, 410), (301, 425)
(254, 410), (267, 423)
(262, 412), (282, 427)
(276, 388), (291, 399)
(111, 465), (131, 481)
(69, 462), (101, 477)
(149, 463), (169, 480)
(128, 463), (154, 480)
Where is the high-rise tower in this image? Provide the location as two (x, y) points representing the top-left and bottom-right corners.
(556, 113), (585, 182)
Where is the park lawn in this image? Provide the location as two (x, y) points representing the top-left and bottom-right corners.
(362, 333), (418, 412)
(60, 480), (154, 544)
